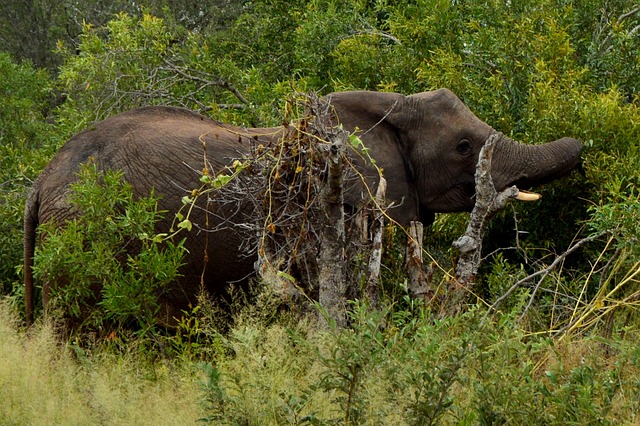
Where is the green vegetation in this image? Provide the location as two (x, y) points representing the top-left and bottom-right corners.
(33, 162), (185, 331)
(2, 298), (640, 424)
(0, 52), (58, 304)
(0, 301), (202, 425)
(1, 0), (640, 423)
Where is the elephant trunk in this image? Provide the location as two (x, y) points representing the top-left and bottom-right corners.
(491, 136), (582, 192)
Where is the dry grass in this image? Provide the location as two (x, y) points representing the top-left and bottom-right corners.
(0, 300), (201, 425)
(2, 296), (640, 425)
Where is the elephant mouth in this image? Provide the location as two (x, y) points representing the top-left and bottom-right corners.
(428, 182), (541, 214)
(431, 181), (476, 212)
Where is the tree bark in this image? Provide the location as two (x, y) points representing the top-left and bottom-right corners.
(407, 221), (429, 300)
(365, 177), (387, 307)
(317, 128), (348, 328)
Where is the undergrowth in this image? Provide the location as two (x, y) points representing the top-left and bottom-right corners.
(8, 286), (640, 425)
(0, 300), (201, 425)
(195, 292), (640, 425)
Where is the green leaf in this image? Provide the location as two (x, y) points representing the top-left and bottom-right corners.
(349, 133), (363, 148)
(211, 174), (233, 189)
(277, 271), (297, 283)
(152, 233), (168, 243)
(178, 219), (192, 232)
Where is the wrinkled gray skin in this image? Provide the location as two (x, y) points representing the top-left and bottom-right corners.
(24, 89), (582, 324)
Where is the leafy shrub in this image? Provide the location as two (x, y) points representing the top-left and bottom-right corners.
(194, 299), (640, 424)
(33, 162), (185, 331)
(0, 52), (57, 301)
(55, 12), (288, 132)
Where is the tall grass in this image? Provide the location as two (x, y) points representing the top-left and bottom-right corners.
(0, 301), (201, 425)
(195, 299), (640, 424)
(2, 295), (640, 425)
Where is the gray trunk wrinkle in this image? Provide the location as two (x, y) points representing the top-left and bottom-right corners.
(492, 136), (580, 190)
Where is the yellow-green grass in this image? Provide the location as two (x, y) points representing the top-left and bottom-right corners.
(2, 298), (640, 425)
(0, 301), (201, 425)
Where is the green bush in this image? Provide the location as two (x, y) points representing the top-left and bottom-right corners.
(33, 162), (185, 331)
(0, 52), (57, 301)
(194, 300), (640, 424)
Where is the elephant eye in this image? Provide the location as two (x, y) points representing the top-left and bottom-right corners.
(456, 139), (473, 156)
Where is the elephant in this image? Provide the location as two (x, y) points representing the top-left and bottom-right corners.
(24, 89), (582, 325)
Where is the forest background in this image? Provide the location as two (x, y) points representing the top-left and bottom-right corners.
(1, 0), (640, 424)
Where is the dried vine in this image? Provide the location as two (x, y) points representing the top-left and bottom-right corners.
(196, 92), (386, 321)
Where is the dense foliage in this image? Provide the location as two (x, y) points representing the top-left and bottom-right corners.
(1, 0), (640, 422)
(33, 163), (185, 331)
(0, 52), (57, 300)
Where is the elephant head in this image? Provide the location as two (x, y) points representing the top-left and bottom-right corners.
(325, 89), (582, 225)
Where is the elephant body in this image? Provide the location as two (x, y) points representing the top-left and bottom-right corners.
(24, 89), (582, 324)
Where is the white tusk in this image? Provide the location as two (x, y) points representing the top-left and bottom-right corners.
(515, 190), (542, 201)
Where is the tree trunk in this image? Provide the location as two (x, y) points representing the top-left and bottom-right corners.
(317, 129), (348, 328)
(365, 177), (387, 307)
(407, 221), (429, 300)
(453, 133), (521, 288)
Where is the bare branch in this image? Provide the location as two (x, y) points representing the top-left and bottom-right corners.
(619, 6), (640, 23)
(407, 221), (429, 299)
(628, 23), (640, 38)
(485, 232), (605, 321)
(365, 177), (387, 306)
(315, 95), (349, 328)
(452, 133), (521, 287)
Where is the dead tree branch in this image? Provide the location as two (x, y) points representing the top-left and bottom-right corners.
(316, 101), (349, 328)
(365, 177), (387, 307)
(452, 133), (521, 287)
(483, 232), (605, 323)
(407, 221), (429, 299)
(195, 91), (392, 326)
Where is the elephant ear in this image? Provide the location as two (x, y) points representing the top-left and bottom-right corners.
(324, 91), (422, 226)
(324, 91), (408, 133)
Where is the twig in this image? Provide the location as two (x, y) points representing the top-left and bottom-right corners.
(407, 221), (429, 299)
(485, 232), (605, 322)
(619, 6), (640, 22)
(356, 28), (402, 44)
